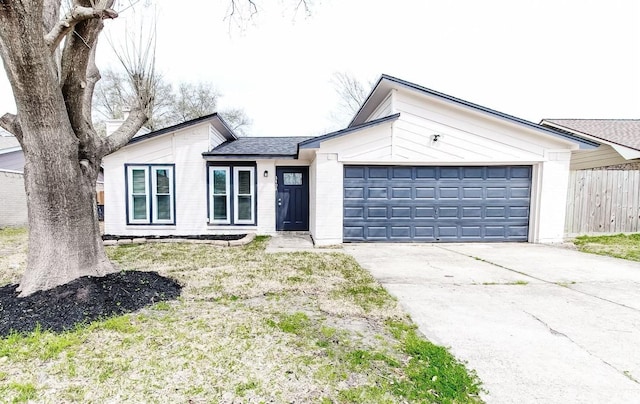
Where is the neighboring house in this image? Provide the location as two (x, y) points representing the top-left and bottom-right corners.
(0, 128), (105, 227)
(540, 120), (640, 235)
(541, 119), (640, 170)
(0, 128), (27, 226)
(104, 74), (611, 244)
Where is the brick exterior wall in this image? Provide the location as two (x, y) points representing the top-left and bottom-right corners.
(0, 170), (28, 227)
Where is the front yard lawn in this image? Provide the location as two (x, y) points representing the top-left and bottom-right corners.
(573, 233), (640, 261)
(0, 228), (482, 403)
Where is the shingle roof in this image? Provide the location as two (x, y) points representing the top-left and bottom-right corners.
(543, 119), (640, 151)
(204, 136), (315, 158)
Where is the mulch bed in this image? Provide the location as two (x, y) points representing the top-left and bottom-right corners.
(102, 234), (246, 241)
(0, 271), (182, 337)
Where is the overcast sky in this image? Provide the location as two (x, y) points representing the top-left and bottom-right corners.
(0, 0), (638, 137)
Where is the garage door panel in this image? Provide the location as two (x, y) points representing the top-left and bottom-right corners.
(415, 207), (436, 218)
(416, 188), (436, 199)
(367, 226), (388, 239)
(344, 187), (364, 199)
(391, 207), (412, 218)
(510, 187), (531, 198)
(344, 166), (365, 178)
(392, 187), (412, 198)
(344, 207), (364, 218)
(390, 226), (411, 238)
(368, 188), (388, 198)
(368, 167), (389, 178)
(343, 165), (531, 242)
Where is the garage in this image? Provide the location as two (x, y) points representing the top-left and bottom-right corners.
(343, 165), (532, 242)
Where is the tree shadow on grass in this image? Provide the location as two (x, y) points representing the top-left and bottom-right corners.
(0, 271), (182, 337)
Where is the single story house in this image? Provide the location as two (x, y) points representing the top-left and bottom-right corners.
(104, 74), (610, 245)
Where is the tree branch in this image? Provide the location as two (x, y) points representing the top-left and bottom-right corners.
(99, 108), (148, 156)
(44, 4), (118, 51)
(0, 113), (23, 141)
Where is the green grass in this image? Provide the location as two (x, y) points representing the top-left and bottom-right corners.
(573, 233), (640, 261)
(388, 321), (482, 403)
(0, 234), (482, 403)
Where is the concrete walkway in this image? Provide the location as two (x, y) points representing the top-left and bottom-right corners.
(265, 232), (317, 253)
(344, 243), (640, 404)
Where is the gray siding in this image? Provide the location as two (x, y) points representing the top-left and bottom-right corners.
(0, 170), (27, 226)
(0, 150), (25, 172)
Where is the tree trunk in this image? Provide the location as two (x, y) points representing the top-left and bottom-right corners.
(0, 1), (143, 296)
(18, 138), (115, 296)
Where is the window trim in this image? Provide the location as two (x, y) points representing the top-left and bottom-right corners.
(207, 162), (257, 226)
(233, 166), (255, 224)
(151, 166), (175, 224)
(125, 164), (176, 225)
(209, 166), (231, 224)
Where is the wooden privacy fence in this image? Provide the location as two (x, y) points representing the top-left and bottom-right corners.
(565, 169), (640, 236)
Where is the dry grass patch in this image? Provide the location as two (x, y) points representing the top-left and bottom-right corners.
(0, 234), (482, 403)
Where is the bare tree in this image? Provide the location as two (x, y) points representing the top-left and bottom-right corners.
(0, 0), (155, 296)
(93, 74), (252, 133)
(330, 71), (370, 126)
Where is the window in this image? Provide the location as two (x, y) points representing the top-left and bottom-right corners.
(208, 165), (255, 225)
(283, 172), (303, 186)
(210, 167), (230, 224)
(126, 165), (175, 225)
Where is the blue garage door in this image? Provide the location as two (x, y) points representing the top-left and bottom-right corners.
(343, 166), (532, 242)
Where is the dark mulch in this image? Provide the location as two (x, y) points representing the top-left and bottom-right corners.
(102, 234), (246, 241)
(0, 271), (182, 337)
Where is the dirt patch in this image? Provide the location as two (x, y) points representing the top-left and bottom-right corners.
(0, 271), (181, 337)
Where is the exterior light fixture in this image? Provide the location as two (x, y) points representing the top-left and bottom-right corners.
(263, 170), (269, 177)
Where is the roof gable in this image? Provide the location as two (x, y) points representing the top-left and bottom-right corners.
(127, 113), (237, 145)
(350, 74), (599, 149)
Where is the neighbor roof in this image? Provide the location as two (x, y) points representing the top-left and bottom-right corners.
(0, 133), (20, 153)
(350, 74), (599, 149)
(204, 136), (315, 159)
(542, 119), (640, 151)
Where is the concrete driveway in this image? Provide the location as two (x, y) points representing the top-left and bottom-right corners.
(343, 243), (640, 403)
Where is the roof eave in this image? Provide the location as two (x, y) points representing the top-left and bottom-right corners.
(202, 153), (298, 160)
(299, 113), (400, 149)
(127, 113), (237, 146)
(541, 119), (639, 152)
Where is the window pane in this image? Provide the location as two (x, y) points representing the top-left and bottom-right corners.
(237, 196), (252, 220)
(156, 169), (170, 194)
(213, 170), (227, 194)
(283, 172), (302, 186)
(132, 169), (146, 193)
(156, 195), (170, 220)
(133, 195), (147, 220)
(237, 170), (251, 194)
(213, 195), (227, 220)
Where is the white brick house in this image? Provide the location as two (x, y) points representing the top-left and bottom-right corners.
(103, 75), (610, 245)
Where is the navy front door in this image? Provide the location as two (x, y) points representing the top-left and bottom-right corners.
(276, 167), (309, 231)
